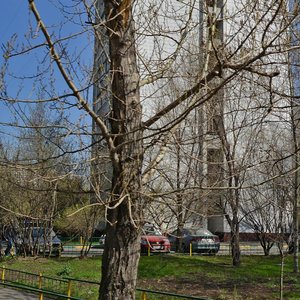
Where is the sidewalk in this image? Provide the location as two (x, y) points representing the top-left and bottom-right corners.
(0, 287), (41, 299)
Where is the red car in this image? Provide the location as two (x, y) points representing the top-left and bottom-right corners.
(140, 224), (170, 254)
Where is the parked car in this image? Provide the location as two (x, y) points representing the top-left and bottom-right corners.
(98, 224), (171, 254)
(37, 228), (63, 256)
(141, 223), (171, 254)
(16, 227), (63, 257)
(99, 235), (106, 249)
(168, 228), (220, 254)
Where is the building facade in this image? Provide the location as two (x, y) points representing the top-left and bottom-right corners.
(92, 0), (227, 234)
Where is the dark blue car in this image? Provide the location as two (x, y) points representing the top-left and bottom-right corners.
(169, 228), (220, 254)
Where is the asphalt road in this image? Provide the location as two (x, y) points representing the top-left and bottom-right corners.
(61, 242), (288, 256)
(1, 242), (289, 258)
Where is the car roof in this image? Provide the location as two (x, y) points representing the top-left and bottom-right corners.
(183, 228), (215, 236)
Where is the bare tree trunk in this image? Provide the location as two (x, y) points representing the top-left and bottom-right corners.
(217, 119), (241, 266)
(258, 234), (273, 256)
(231, 212), (240, 267)
(290, 83), (299, 273)
(278, 244), (284, 300)
(100, 209), (142, 299)
(48, 181), (58, 257)
(175, 130), (184, 252)
(293, 176), (299, 273)
(226, 211), (240, 267)
(176, 216), (184, 252)
(99, 1), (143, 299)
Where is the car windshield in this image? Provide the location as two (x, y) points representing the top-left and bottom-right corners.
(188, 228), (214, 236)
(143, 225), (162, 236)
(32, 228), (45, 237)
(32, 228), (54, 238)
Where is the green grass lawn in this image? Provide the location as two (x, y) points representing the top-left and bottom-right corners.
(1, 255), (300, 299)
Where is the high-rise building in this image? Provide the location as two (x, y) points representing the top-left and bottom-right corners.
(91, 1), (111, 202)
(92, 0), (227, 234)
(202, 0), (226, 233)
(289, 0), (300, 233)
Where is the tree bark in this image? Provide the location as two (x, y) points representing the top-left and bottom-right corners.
(225, 212), (241, 267)
(231, 212), (240, 266)
(99, 1), (143, 299)
(216, 118), (241, 267)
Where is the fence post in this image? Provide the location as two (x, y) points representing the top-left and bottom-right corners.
(39, 273), (43, 300)
(67, 279), (72, 300)
(189, 242), (192, 256)
(148, 245), (150, 257)
(1, 266), (5, 283)
(141, 291), (147, 300)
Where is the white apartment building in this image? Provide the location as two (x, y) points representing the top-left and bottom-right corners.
(92, 0), (291, 236)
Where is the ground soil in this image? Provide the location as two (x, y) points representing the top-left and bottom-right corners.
(138, 274), (286, 300)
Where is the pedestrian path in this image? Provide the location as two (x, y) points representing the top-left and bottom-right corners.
(0, 287), (41, 299)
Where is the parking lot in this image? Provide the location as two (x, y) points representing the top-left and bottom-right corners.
(1, 240), (290, 258)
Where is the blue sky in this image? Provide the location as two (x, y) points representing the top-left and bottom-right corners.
(1, 2), (26, 43)
(1, 1), (70, 85)
(0, 1), (93, 144)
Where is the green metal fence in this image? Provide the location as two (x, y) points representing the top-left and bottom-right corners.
(0, 266), (98, 299)
(0, 266), (212, 300)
